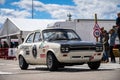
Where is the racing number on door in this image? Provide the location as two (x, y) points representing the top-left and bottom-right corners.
(32, 45), (37, 58)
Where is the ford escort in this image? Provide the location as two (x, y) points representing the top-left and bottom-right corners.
(17, 29), (103, 71)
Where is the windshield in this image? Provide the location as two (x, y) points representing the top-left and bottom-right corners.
(42, 29), (81, 41)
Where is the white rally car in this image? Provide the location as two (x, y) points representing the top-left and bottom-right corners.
(17, 29), (103, 71)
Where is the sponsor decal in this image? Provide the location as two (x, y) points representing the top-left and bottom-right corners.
(39, 42), (45, 48)
(44, 45), (49, 48)
(40, 54), (46, 58)
(42, 48), (46, 53)
(20, 46), (29, 50)
(39, 42), (49, 49)
(26, 51), (30, 55)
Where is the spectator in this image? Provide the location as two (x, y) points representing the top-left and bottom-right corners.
(109, 28), (117, 63)
(116, 13), (120, 48)
(10, 42), (15, 48)
(102, 30), (109, 63)
(116, 12), (120, 27)
(3, 41), (9, 48)
(0, 42), (2, 48)
(100, 27), (104, 43)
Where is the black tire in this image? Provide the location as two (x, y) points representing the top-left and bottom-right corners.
(88, 61), (101, 70)
(47, 53), (58, 71)
(19, 55), (29, 70)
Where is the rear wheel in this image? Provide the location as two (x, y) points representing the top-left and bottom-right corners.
(47, 53), (58, 71)
(88, 61), (101, 70)
(19, 55), (29, 70)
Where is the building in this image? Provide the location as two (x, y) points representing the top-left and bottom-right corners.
(49, 19), (117, 42)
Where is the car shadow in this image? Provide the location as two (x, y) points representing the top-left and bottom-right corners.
(27, 67), (114, 72)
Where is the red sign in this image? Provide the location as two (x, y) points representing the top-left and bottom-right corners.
(93, 29), (101, 38)
(40, 54), (46, 58)
(93, 23), (101, 38)
(93, 23), (100, 30)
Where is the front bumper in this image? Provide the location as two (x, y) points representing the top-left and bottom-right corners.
(57, 51), (103, 63)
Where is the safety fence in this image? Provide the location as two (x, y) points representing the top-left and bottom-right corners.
(0, 48), (17, 60)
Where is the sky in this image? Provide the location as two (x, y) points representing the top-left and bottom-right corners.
(0, 0), (120, 27)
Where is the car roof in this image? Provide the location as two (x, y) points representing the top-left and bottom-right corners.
(43, 28), (73, 31)
(33, 28), (74, 32)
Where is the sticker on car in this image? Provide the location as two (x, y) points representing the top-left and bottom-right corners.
(32, 45), (37, 58)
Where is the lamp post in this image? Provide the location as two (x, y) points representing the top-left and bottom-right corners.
(67, 13), (72, 21)
(93, 13), (101, 42)
(32, 0), (34, 19)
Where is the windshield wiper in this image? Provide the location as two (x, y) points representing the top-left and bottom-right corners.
(56, 38), (68, 40)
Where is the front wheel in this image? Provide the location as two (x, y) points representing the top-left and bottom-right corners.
(88, 61), (101, 70)
(19, 55), (29, 70)
(47, 53), (58, 71)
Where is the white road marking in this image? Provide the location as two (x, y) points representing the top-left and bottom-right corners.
(100, 63), (120, 69)
(67, 63), (120, 70)
(0, 71), (13, 75)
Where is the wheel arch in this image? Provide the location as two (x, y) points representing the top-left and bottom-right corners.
(47, 51), (55, 58)
(18, 54), (23, 59)
(46, 50), (59, 62)
(18, 49), (27, 60)
(18, 54), (26, 63)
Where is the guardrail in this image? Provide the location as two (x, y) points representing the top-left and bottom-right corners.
(113, 49), (120, 57)
(0, 48), (17, 60)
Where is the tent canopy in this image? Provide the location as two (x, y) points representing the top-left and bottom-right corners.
(0, 18), (63, 38)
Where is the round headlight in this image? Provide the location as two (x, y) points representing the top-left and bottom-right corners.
(61, 45), (69, 53)
(96, 47), (99, 51)
(96, 46), (103, 52)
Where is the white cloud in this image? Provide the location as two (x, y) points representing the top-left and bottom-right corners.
(11, 0), (120, 19)
(43, 4), (76, 19)
(12, 0), (36, 11)
(0, 8), (31, 18)
(0, 8), (31, 26)
(0, 0), (120, 27)
(73, 0), (120, 19)
(0, 0), (5, 4)
(0, 17), (6, 27)
(0, 0), (120, 22)
(12, 0), (76, 19)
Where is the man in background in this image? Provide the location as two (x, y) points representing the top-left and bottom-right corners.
(116, 12), (120, 42)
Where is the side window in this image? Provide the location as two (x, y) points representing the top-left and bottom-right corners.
(34, 32), (41, 42)
(26, 33), (34, 43)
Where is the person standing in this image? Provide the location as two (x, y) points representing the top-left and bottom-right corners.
(102, 30), (109, 63)
(3, 41), (9, 48)
(116, 13), (120, 45)
(109, 27), (117, 63)
(100, 27), (104, 43)
(116, 12), (120, 63)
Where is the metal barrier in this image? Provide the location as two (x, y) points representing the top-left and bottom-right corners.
(0, 48), (16, 60)
(113, 49), (120, 64)
(0, 48), (8, 59)
(113, 49), (120, 57)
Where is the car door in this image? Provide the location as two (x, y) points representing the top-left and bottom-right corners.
(23, 32), (35, 63)
(32, 32), (44, 64)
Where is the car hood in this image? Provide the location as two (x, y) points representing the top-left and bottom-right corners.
(51, 40), (97, 46)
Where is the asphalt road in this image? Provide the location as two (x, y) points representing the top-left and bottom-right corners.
(0, 59), (120, 80)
